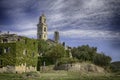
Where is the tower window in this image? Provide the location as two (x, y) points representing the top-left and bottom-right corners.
(44, 18), (46, 23)
(44, 27), (46, 32)
(39, 35), (41, 38)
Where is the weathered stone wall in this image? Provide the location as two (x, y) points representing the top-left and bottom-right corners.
(0, 66), (15, 73)
(0, 65), (36, 73)
(15, 65), (36, 73)
(54, 63), (105, 73)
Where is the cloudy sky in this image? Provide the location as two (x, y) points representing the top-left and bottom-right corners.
(0, 0), (120, 61)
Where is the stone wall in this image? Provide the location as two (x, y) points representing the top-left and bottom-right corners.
(0, 66), (15, 73)
(15, 64), (36, 73)
(54, 63), (105, 73)
(0, 64), (36, 73)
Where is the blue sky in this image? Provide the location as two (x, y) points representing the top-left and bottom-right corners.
(0, 0), (120, 61)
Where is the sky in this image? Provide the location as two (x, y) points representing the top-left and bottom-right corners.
(0, 0), (120, 61)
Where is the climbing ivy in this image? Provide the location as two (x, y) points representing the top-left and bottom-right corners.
(0, 37), (38, 67)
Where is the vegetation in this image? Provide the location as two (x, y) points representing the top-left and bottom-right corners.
(71, 45), (97, 62)
(38, 41), (112, 70)
(45, 44), (66, 64)
(0, 37), (38, 67)
(111, 61), (120, 73)
(0, 71), (120, 80)
(93, 53), (111, 67)
(71, 45), (112, 68)
(38, 40), (67, 65)
(0, 43), (16, 66)
(16, 38), (38, 67)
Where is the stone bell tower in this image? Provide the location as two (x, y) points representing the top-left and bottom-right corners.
(37, 14), (48, 40)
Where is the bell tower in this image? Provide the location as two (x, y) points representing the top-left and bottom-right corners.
(37, 14), (48, 40)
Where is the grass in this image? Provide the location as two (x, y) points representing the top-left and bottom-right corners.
(0, 71), (120, 80)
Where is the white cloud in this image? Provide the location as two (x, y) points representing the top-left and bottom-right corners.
(11, 29), (37, 38)
(60, 29), (120, 40)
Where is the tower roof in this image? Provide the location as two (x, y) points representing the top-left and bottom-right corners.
(41, 13), (45, 17)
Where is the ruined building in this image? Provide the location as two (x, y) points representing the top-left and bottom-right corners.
(0, 33), (38, 73)
(0, 14), (61, 73)
(37, 14), (48, 40)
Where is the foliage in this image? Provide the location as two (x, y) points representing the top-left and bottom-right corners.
(16, 38), (38, 67)
(38, 39), (49, 55)
(71, 45), (97, 62)
(0, 43), (16, 66)
(45, 44), (66, 64)
(56, 57), (79, 66)
(71, 45), (112, 67)
(38, 40), (67, 66)
(93, 53), (112, 67)
(0, 37), (38, 67)
(110, 61), (120, 72)
(0, 71), (120, 80)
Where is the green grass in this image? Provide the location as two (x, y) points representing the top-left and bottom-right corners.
(0, 71), (120, 80)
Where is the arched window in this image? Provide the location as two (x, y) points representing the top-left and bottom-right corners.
(44, 27), (46, 32)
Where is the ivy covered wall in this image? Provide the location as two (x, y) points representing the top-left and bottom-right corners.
(0, 37), (38, 68)
(0, 43), (16, 67)
(16, 37), (38, 67)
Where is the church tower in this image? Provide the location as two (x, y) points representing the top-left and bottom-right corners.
(37, 14), (48, 40)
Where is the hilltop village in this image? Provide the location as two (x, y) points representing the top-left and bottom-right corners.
(0, 14), (71, 73)
(0, 14), (112, 74)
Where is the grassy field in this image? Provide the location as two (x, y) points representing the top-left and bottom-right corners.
(0, 71), (120, 80)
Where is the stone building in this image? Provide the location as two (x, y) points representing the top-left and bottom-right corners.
(37, 14), (48, 40)
(0, 33), (38, 73)
(0, 14), (63, 73)
(54, 31), (59, 43)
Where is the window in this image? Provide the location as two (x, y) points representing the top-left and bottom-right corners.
(32, 52), (35, 57)
(44, 35), (46, 38)
(0, 48), (2, 55)
(4, 47), (10, 53)
(3, 38), (8, 43)
(44, 18), (46, 23)
(39, 35), (41, 38)
(23, 50), (27, 55)
(0, 60), (3, 68)
(18, 38), (20, 41)
(44, 27), (46, 32)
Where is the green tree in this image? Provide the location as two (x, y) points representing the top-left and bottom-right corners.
(38, 40), (49, 56)
(71, 45), (97, 62)
(93, 53), (112, 67)
(45, 44), (66, 64)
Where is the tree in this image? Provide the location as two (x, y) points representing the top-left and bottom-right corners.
(93, 53), (112, 67)
(71, 45), (97, 62)
(45, 44), (66, 64)
(38, 40), (49, 56)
